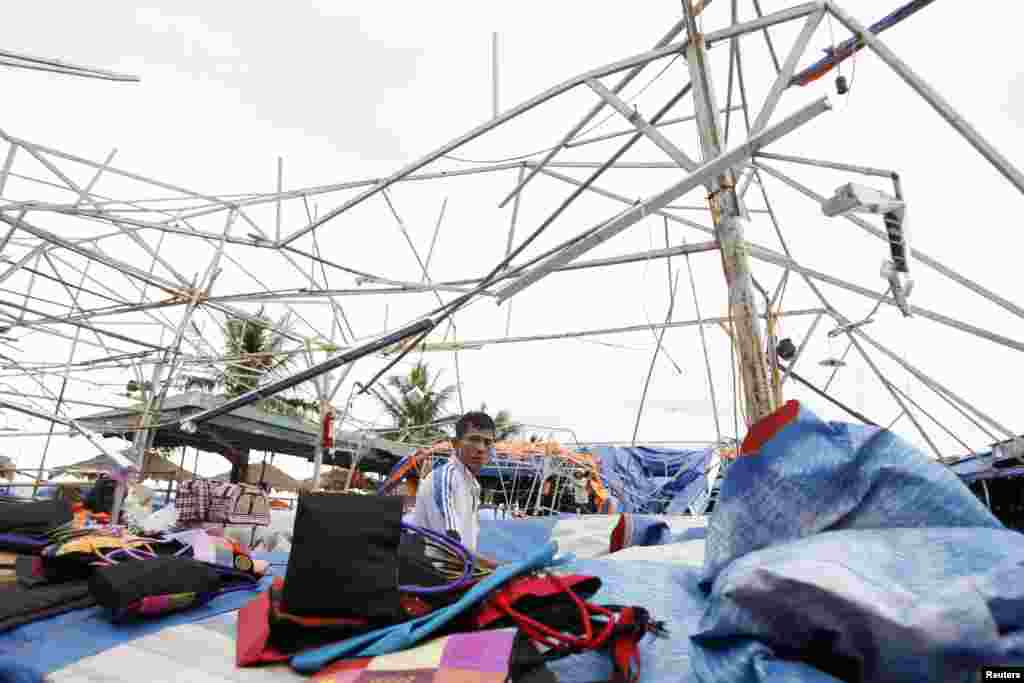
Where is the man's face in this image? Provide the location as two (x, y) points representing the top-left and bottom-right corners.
(455, 427), (495, 476)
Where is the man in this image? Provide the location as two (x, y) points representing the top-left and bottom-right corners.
(412, 411), (499, 569)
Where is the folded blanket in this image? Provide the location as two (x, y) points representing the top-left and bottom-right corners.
(0, 500), (72, 535)
(0, 580), (95, 634)
(0, 534), (48, 555)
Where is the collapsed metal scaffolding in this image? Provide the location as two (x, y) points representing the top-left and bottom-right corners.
(0, 0), (1022, 513)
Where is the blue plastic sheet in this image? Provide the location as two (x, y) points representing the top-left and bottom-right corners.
(476, 513), (675, 563)
(592, 446), (713, 514)
(691, 402), (1024, 682)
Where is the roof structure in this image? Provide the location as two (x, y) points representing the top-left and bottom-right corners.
(0, 0), (1021, 486)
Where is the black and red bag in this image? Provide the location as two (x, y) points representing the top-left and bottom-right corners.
(470, 571), (666, 683)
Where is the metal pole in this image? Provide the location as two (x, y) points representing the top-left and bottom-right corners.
(34, 263), (92, 496)
(498, 16), (690, 208)
(275, 157), (283, 243)
(826, 2), (1024, 197)
(681, 0), (773, 423)
(504, 166), (525, 337)
(755, 161), (1024, 323)
(491, 32), (499, 119)
(847, 323), (1016, 440)
(632, 272), (681, 444)
(495, 97), (832, 302)
(0, 144), (17, 197)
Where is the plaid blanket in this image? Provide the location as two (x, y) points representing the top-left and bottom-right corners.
(175, 481), (241, 525)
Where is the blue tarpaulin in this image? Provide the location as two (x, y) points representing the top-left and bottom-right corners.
(692, 402), (1024, 682)
(591, 446), (714, 514)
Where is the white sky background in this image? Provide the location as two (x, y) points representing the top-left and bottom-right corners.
(0, 0), (1022, 483)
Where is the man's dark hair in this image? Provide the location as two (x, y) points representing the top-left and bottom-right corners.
(456, 411), (496, 440)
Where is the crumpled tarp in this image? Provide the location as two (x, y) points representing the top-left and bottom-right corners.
(691, 401), (1024, 682)
(592, 446), (714, 514)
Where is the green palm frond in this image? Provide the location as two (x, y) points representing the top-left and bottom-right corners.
(372, 361), (456, 444)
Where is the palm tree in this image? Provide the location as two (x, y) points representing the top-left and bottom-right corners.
(373, 361), (457, 444)
(223, 308), (318, 420)
(480, 402), (522, 441)
(224, 307), (288, 397)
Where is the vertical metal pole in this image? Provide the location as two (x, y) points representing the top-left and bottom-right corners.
(980, 478), (991, 509)
(681, 0), (774, 424)
(117, 234), (228, 522)
(504, 166), (525, 337)
(34, 262), (92, 496)
(0, 143), (17, 198)
(275, 157), (284, 243)
(312, 399), (325, 490)
(491, 32), (500, 119)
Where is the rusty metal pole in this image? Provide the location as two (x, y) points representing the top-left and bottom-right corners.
(681, 1), (775, 424)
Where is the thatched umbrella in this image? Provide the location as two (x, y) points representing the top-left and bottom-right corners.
(140, 450), (195, 482)
(303, 467), (369, 491)
(50, 450), (194, 483)
(0, 456), (14, 482)
(212, 463), (303, 492)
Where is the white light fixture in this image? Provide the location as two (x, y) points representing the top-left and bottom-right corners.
(822, 183), (913, 317)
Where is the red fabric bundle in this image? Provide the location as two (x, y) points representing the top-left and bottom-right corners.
(236, 577), (369, 666)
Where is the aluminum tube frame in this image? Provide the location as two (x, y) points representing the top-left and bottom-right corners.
(281, 2), (824, 246)
(586, 79), (700, 171)
(826, 2), (1024, 198)
(746, 244), (1024, 354)
(448, 307), (825, 347)
(496, 96), (832, 303)
(755, 151), (893, 177)
(842, 319), (1016, 439)
(0, 398), (135, 470)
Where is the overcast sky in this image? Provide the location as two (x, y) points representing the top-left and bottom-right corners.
(1, 0), (1022, 483)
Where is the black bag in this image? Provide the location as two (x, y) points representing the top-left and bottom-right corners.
(280, 493), (403, 622)
(89, 557), (221, 616)
(0, 499), (72, 534)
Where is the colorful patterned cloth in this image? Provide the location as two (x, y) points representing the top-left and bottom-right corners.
(311, 629), (518, 683)
(175, 480), (269, 526)
(127, 591), (202, 618)
(175, 480), (234, 524)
